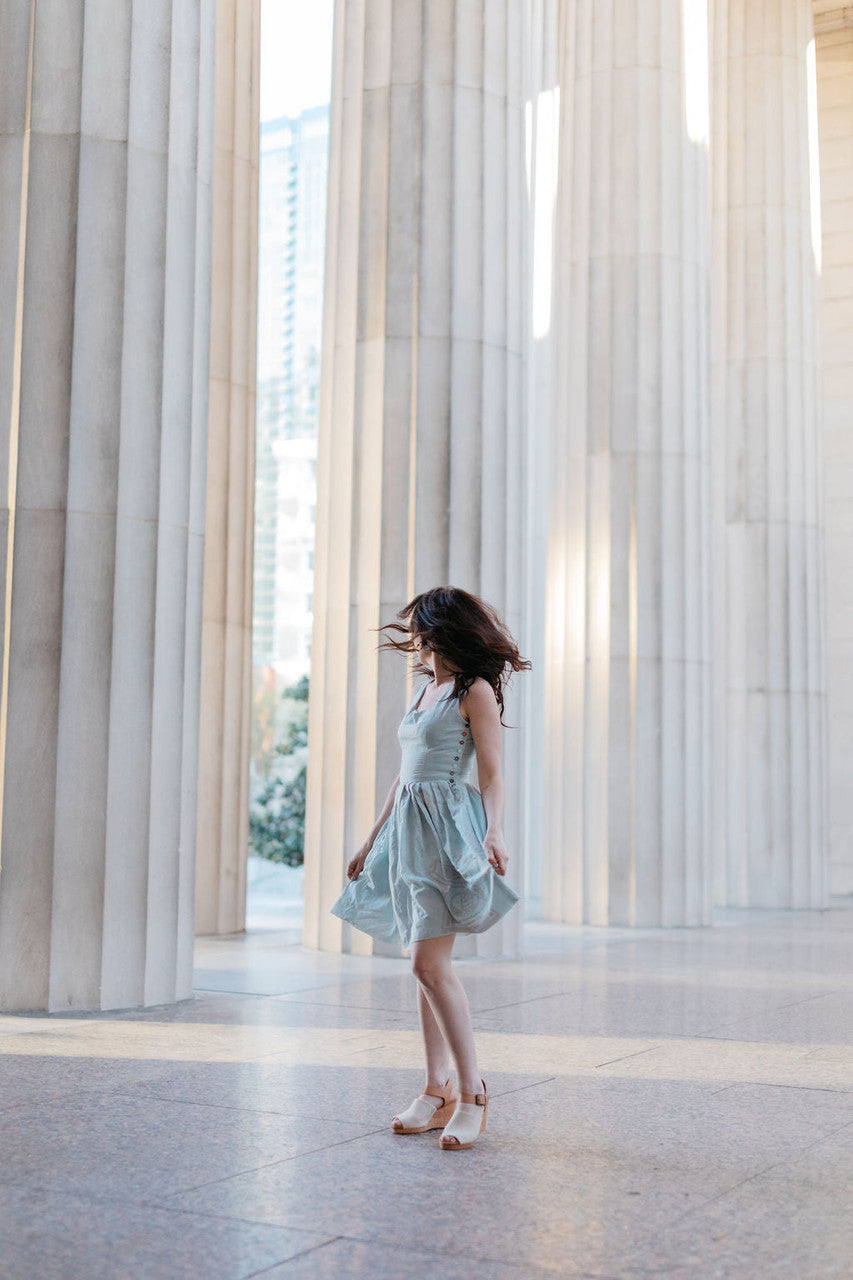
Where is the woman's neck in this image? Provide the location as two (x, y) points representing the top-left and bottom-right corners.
(430, 663), (456, 687)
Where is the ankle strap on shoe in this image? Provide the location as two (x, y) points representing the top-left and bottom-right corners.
(424, 1083), (452, 1104)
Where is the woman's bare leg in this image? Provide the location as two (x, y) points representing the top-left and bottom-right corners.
(411, 935), (480, 1095)
(417, 984), (452, 1089)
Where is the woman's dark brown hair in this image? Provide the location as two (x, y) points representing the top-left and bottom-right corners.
(377, 586), (531, 725)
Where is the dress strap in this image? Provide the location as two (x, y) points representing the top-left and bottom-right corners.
(408, 678), (431, 712)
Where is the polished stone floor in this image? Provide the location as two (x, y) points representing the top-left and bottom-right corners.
(1, 902), (851, 1280)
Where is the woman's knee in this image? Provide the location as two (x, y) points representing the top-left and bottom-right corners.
(411, 953), (450, 989)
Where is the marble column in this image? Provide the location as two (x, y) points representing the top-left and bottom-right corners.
(814, 10), (853, 896)
(303, 0), (527, 955)
(195, 0), (260, 936)
(519, 0), (560, 921)
(542, 0), (713, 926)
(0, 0), (215, 1011)
(711, 0), (828, 908)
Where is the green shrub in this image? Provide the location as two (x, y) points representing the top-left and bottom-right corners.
(249, 672), (309, 865)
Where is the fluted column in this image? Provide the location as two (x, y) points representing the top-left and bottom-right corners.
(543, 0), (713, 926)
(518, 0), (559, 921)
(194, 0), (260, 936)
(304, 0), (527, 955)
(814, 12), (853, 896)
(712, 0), (827, 908)
(0, 0), (215, 1011)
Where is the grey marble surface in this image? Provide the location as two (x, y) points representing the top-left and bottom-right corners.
(0, 902), (850, 1278)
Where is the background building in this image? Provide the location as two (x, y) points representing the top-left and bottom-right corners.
(254, 106), (329, 682)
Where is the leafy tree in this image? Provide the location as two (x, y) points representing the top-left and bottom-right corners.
(249, 673), (309, 865)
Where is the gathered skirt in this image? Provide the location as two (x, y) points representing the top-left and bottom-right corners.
(330, 779), (519, 950)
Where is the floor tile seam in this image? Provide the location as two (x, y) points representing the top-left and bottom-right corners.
(98, 1086), (389, 1127)
(2, 1126), (390, 1214)
(589, 1062), (852, 1093)
(286, 1228), (611, 1280)
(268, 995), (413, 1014)
(691, 1074), (852, 1095)
(184, 990), (271, 1003)
(239, 1234), (344, 1279)
(471, 987), (586, 1011)
(122, 1079), (560, 1121)
(706, 1082), (740, 1097)
(469, 982), (847, 1021)
(193, 986), (349, 999)
(684, 1030), (853, 1052)
(270, 977), (412, 999)
(484, 1075), (558, 1098)
(662, 1120), (853, 1230)
(245, 1039), (406, 1067)
(1, 1152), (355, 1214)
(128, 1091), (416, 1126)
(696, 986), (848, 1036)
(230, 1028), (394, 1061)
(151, 1125), (390, 1205)
(0, 1082), (187, 1123)
(593, 1045), (664, 1068)
(127, 1195), (339, 1238)
(662, 1162), (789, 1230)
(0, 1179), (334, 1234)
(711, 1080), (853, 1099)
(261, 958), (844, 990)
(265, 996), (412, 1023)
(626, 1027), (853, 1051)
(0, 1083), (131, 1115)
(269, 992), (588, 1017)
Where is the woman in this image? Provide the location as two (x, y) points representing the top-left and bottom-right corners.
(330, 586), (531, 1150)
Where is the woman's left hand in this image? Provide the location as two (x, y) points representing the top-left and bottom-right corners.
(483, 832), (509, 876)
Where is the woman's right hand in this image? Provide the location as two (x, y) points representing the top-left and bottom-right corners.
(346, 846), (369, 880)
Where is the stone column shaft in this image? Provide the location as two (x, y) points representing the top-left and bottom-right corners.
(543, 0), (714, 926)
(520, 0), (560, 917)
(304, 0), (528, 956)
(711, 0), (828, 908)
(814, 13), (853, 896)
(0, 0), (216, 1011)
(195, 0), (260, 936)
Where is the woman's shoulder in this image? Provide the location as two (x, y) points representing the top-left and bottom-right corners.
(458, 676), (497, 718)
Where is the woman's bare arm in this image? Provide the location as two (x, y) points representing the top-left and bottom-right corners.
(460, 679), (509, 875)
(346, 771), (400, 879)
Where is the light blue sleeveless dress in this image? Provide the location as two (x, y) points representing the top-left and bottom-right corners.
(330, 678), (519, 949)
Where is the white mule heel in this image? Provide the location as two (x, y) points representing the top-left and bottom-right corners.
(439, 1079), (488, 1150)
(391, 1079), (457, 1134)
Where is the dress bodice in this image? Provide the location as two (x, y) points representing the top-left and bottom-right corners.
(397, 679), (477, 791)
